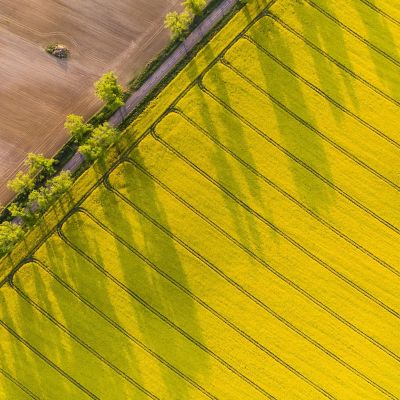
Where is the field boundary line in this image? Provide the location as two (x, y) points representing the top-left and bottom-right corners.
(20, 259), (219, 400)
(268, 13), (400, 108)
(304, 0), (400, 68)
(104, 166), (396, 399)
(125, 151), (400, 365)
(221, 59), (400, 193)
(243, 35), (400, 149)
(57, 209), (276, 400)
(197, 71), (400, 237)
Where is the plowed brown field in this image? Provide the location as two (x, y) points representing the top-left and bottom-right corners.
(0, 0), (180, 205)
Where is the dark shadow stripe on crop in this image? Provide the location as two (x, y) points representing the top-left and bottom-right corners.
(80, 190), (335, 399)
(57, 210), (275, 400)
(127, 143), (400, 368)
(105, 159), (396, 399)
(152, 111), (400, 325)
(197, 73), (400, 238)
(221, 58), (400, 194)
(0, 319), (99, 400)
(174, 108), (400, 283)
(243, 34), (400, 149)
(267, 12), (400, 108)
(156, 108), (400, 357)
(304, 0), (400, 68)
(11, 283), (159, 400)
(23, 259), (215, 400)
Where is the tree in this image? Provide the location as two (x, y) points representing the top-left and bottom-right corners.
(79, 123), (118, 161)
(94, 72), (124, 109)
(7, 152), (56, 195)
(45, 171), (73, 202)
(7, 171), (34, 195)
(8, 203), (37, 227)
(64, 114), (93, 143)
(28, 171), (73, 211)
(183, 0), (206, 15)
(25, 153), (56, 176)
(164, 11), (192, 40)
(0, 221), (24, 256)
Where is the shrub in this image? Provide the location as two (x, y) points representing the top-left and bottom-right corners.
(45, 43), (57, 54)
(7, 153), (56, 196)
(46, 43), (69, 58)
(8, 203), (37, 227)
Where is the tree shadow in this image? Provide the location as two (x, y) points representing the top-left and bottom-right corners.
(0, 266), (97, 399)
(286, 0), (359, 111)
(231, 35), (335, 215)
(189, 46), (274, 254)
(103, 157), (210, 394)
(0, 285), (48, 399)
(201, 35), (334, 216)
(345, 0), (400, 100)
(27, 223), (145, 398)
(71, 169), (208, 398)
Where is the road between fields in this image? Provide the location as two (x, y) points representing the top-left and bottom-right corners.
(63, 0), (238, 173)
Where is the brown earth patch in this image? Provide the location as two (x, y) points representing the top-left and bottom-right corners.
(0, 0), (180, 205)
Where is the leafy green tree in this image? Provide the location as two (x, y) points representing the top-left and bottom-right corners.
(164, 11), (192, 40)
(183, 0), (206, 15)
(28, 171), (73, 211)
(7, 152), (56, 196)
(94, 72), (124, 109)
(64, 114), (93, 143)
(79, 123), (118, 161)
(25, 153), (56, 176)
(8, 203), (37, 227)
(0, 221), (24, 256)
(7, 171), (34, 195)
(9, 203), (27, 220)
(45, 171), (73, 202)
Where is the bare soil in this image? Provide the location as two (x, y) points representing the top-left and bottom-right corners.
(0, 0), (180, 205)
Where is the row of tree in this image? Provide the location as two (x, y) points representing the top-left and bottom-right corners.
(66, 71), (123, 159)
(0, 71), (125, 256)
(0, 169), (74, 255)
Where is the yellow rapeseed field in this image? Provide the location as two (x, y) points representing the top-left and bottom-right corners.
(0, 0), (399, 398)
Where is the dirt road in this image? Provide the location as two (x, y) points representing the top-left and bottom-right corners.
(0, 0), (180, 205)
